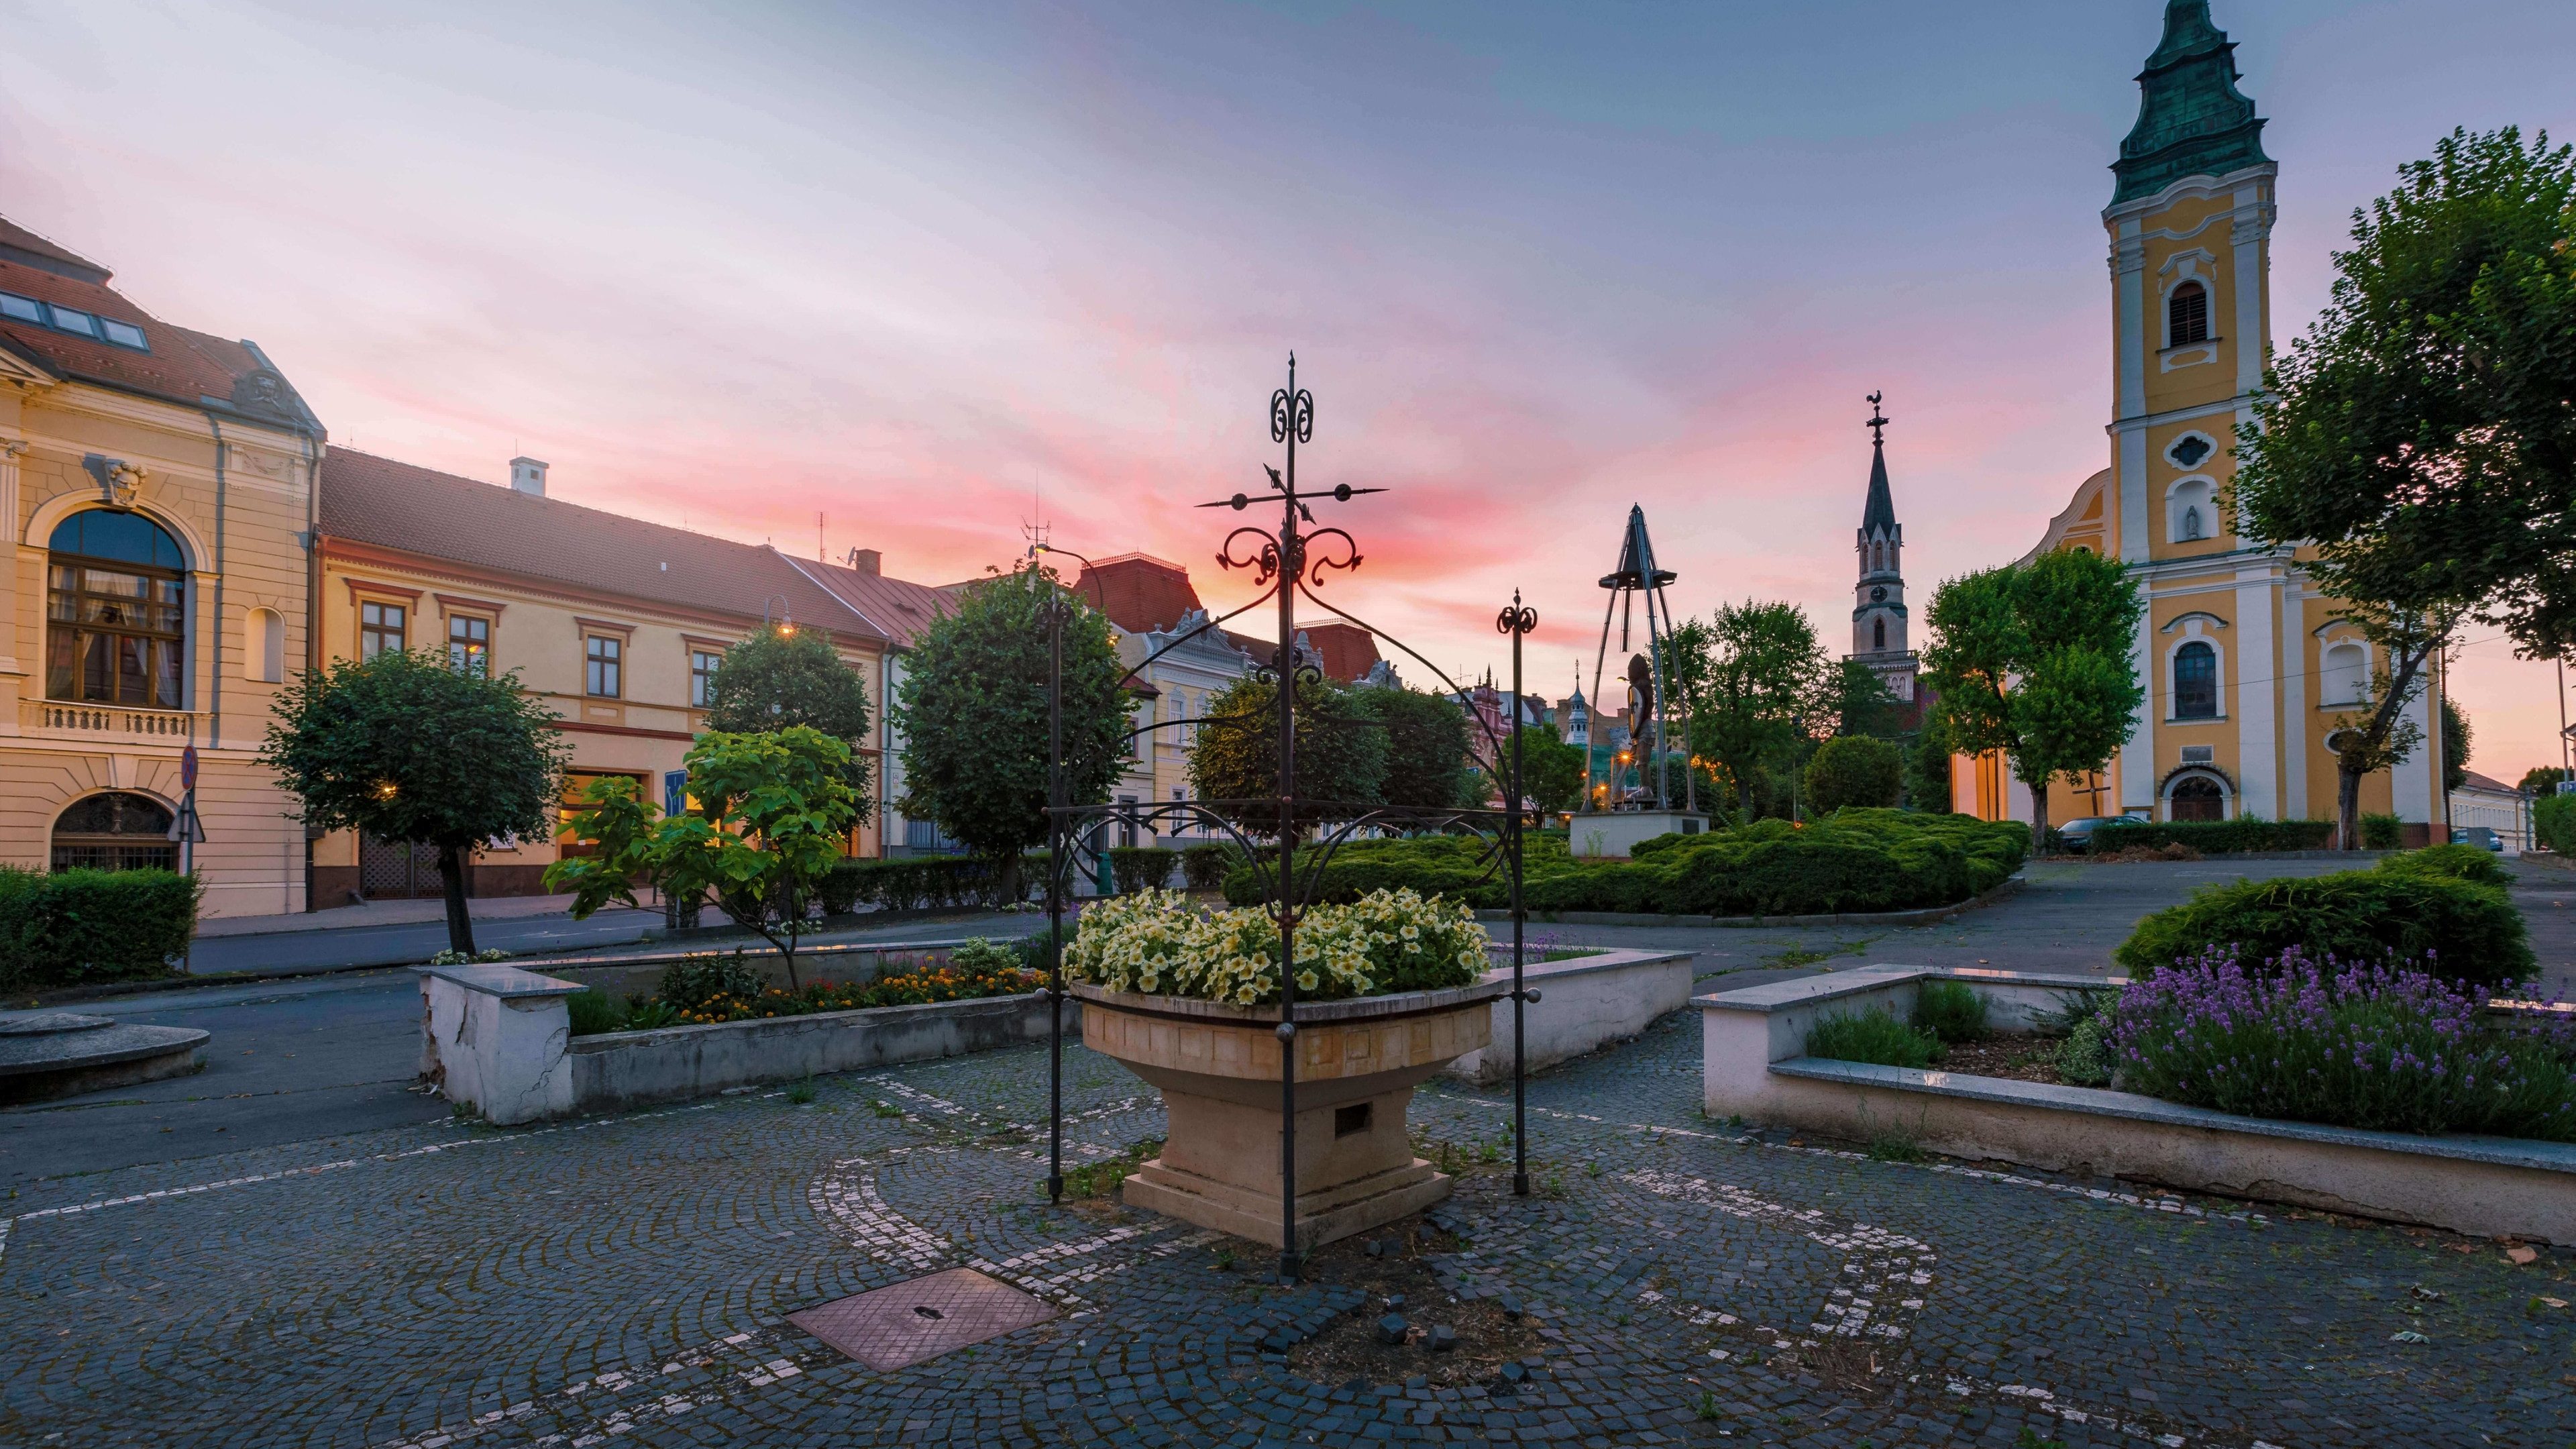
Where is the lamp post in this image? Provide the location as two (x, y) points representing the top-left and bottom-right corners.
(1495, 593), (1537, 1195)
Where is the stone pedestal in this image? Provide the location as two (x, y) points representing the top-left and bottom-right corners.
(1073, 980), (1508, 1251)
(416, 963), (584, 1124)
(1567, 810), (1711, 859)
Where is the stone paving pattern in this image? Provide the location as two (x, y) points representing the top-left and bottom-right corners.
(7, 993), (2574, 1449)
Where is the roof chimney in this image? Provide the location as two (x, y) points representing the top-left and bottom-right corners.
(845, 547), (880, 576)
(509, 456), (548, 497)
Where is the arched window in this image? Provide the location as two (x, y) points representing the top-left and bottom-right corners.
(2169, 775), (2224, 822)
(1872, 618), (1886, 651)
(2174, 641), (2218, 719)
(47, 510), (186, 709)
(52, 792), (176, 872)
(2321, 641), (2367, 706)
(2169, 281), (2210, 346)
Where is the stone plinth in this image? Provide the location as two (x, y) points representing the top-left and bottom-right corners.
(1073, 980), (1507, 1251)
(1567, 810), (1710, 859)
(0, 1012), (209, 1105)
(415, 963), (585, 1125)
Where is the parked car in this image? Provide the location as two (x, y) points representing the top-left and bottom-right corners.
(2451, 826), (2506, 853)
(2053, 816), (2136, 854)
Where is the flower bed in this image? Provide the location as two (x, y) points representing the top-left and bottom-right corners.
(2111, 949), (2576, 1140)
(568, 940), (1039, 1036)
(1065, 887), (1488, 1006)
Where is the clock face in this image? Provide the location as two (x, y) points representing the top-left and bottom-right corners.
(1870, 586), (1888, 602)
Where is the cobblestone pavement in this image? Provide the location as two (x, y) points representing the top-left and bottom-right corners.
(5, 1008), (2571, 1448)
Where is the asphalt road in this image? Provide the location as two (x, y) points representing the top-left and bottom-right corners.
(9, 859), (2566, 1199)
(181, 907), (663, 977)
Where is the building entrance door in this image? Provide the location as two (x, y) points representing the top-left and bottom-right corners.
(360, 835), (446, 898)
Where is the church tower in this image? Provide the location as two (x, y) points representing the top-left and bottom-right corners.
(1848, 392), (1917, 703)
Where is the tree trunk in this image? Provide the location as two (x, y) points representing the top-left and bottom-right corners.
(2336, 763), (2365, 851)
(2028, 777), (2053, 859)
(437, 842), (476, 957)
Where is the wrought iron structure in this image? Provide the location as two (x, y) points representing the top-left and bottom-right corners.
(1035, 354), (1542, 1280)
(1581, 505), (1683, 812)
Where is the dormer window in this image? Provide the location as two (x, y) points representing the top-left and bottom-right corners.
(2168, 282), (2210, 346)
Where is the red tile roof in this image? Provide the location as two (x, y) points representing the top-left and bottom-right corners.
(1301, 621), (1381, 683)
(1074, 554), (1203, 635)
(0, 215), (317, 429)
(789, 554), (963, 652)
(318, 449), (888, 644)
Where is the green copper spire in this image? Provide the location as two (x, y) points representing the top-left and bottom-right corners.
(2110, 0), (2271, 205)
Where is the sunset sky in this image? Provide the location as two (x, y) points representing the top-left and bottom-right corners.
(5, 1), (2572, 778)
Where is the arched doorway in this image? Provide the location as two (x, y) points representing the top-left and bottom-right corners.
(2168, 775), (2226, 822)
(52, 792), (177, 871)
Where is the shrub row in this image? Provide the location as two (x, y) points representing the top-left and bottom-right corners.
(0, 866), (201, 990)
(2538, 793), (2576, 856)
(1107, 847), (1179, 896)
(1220, 809), (2029, 919)
(818, 856), (1001, 914)
(2112, 850), (2532, 987)
(2086, 818), (2333, 854)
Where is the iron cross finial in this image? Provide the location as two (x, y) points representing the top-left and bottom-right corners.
(1865, 391), (1891, 445)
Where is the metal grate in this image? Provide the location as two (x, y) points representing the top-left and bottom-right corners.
(788, 1268), (1056, 1373)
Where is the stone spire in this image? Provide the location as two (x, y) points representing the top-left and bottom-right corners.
(2112, 0), (2270, 204)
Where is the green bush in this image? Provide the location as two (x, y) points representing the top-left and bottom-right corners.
(1107, 847), (1178, 895)
(2088, 818), (2334, 854)
(657, 953), (765, 1010)
(2361, 812), (2406, 849)
(1179, 842), (1238, 892)
(2112, 867), (2532, 987)
(1805, 1007), (1941, 1068)
(0, 867), (201, 989)
(2536, 793), (2576, 855)
(1912, 980), (1990, 1044)
(830, 856), (1000, 911)
(949, 937), (1026, 974)
(817, 860), (868, 915)
(566, 988), (628, 1036)
(1803, 735), (1904, 814)
(2378, 843), (2511, 887)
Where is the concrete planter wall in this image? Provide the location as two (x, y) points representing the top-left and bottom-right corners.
(417, 961), (1067, 1124)
(1073, 980), (1507, 1251)
(1700, 965), (2576, 1244)
(1447, 947), (1695, 1085)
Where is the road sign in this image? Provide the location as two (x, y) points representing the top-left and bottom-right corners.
(180, 743), (199, 792)
(171, 792), (207, 845)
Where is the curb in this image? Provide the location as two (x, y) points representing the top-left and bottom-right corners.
(1472, 873), (2027, 931)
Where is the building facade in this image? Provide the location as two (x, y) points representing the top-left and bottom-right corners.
(0, 217), (319, 918)
(1072, 554), (1259, 848)
(1955, 1), (2447, 835)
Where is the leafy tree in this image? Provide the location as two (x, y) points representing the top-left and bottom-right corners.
(1681, 601), (1831, 822)
(1513, 728), (1591, 816)
(1905, 704), (1955, 814)
(1804, 735), (1904, 814)
(1921, 549), (2145, 855)
(2522, 765), (2572, 796)
(263, 649), (569, 956)
(1189, 674), (1386, 837)
(897, 563), (1129, 901)
(704, 625), (875, 811)
(2237, 127), (2576, 845)
(1354, 685), (1477, 812)
(548, 727), (856, 989)
(2440, 696), (2472, 794)
(1828, 660), (1906, 739)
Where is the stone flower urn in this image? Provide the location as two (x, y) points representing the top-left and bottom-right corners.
(1072, 979), (1508, 1251)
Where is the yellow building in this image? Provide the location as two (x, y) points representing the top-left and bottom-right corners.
(0, 217), (318, 918)
(311, 451), (938, 904)
(1957, 1), (2447, 839)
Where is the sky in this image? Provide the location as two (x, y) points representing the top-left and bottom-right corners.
(4, 0), (2573, 782)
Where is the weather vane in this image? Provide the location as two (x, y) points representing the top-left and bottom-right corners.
(1866, 390), (1892, 447)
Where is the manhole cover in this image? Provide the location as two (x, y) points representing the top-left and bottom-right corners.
(789, 1268), (1056, 1371)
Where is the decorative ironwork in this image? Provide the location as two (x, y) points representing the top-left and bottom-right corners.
(1038, 354), (1537, 1281)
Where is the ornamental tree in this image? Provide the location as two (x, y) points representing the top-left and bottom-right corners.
(704, 625), (875, 811)
(1680, 601), (1833, 822)
(1187, 674), (1387, 837)
(1513, 727), (1591, 816)
(262, 649), (569, 957)
(547, 727), (857, 989)
(2235, 127), (2576, 846)
(1803, 735), (1904, 814)
(1921, 549), (2145, 855)
(1354, 685), (1477, 812)
(896, 562), (1130, 902)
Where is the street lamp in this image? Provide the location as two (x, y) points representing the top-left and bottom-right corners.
(760, 594), (794, 636)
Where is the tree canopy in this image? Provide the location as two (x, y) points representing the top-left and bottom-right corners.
(1513, 728), (1590, 816)
(704, 625), (875, 811)
(1921, 549), (2144, 852)
(896, 562), (1130, 896)
(1354, 685), (1478, 812)
(1678, 601), (1833, 821)
(262, 648), (569, 955)
(1187, 674), (1387, 837)
(1804, 734), (1904, 814)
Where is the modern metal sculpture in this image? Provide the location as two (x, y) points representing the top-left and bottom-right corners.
(1579, 504), (1683, 815)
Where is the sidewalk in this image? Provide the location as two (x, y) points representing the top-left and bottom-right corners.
(195, 892), (653, 940)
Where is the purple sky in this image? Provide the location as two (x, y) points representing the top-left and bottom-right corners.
(6, 1), (2572, 777)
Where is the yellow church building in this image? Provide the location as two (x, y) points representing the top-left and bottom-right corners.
(1956, 0), (2448, 841)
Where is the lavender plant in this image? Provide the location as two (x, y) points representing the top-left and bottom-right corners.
(2110, 947), (2576, 1140)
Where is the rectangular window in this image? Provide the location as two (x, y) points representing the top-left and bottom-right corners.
(0, 292), (40, 323)
(46, 564), (185, 709)
(586, 635), (623, 697)
(46, 305), (97, 337)
(99, 318), (148, 350)
(447, 615), (490, 676)
(690, 649), (722, 707)
(558, 770), (645, 856)
(360, 601), (406, 659)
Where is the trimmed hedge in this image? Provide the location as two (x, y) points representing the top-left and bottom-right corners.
(2088, 818), (2333, 854)
(2377, 843), (2512, 887)
(1179, 843), (1238, 892)
(1220, 810), (2028, 918)
(0, 866), (202, 989)
(2112, 865), (2532, 987)
(2538, 793), (2576, 855)
(820, 856), (1000, 913)
(1107, 847), (1178, 895)
(2362, 812), (2405, 849)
